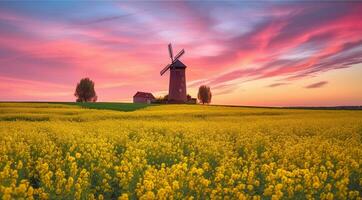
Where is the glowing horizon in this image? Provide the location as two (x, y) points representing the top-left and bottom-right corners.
(0, 1), (361, 106)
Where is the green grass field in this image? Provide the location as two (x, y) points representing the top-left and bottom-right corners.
(0, 103), (361, 199)
(60, 102), (157, 112)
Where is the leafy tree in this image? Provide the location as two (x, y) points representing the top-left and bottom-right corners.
(74, 78), (97, 102)
(154, 95), (168, 104)
(197, 85), (212, 104)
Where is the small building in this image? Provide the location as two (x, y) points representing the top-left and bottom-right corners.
(187, 98), (197, 104)
(133, 91), (155, 104)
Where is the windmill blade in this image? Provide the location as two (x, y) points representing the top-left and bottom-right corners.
(168, 43), (173, 61)
(173, 49), (185, 62)
(160, 64), (171, 76)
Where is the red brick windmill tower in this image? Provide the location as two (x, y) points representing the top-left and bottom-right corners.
(160, 43), (187, 103)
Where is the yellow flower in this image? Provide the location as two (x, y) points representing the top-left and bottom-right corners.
(17, 160), (23, 169)
(275, 183), (283, 191)
(238, 193), (247, 200)
(172, 181), (180, 190)
(118, 193), (128, 200)
(141, 191), (155, 200)
(28, 186), (34, 196)
(326, 192), (334, 200)
(263, 186), (273, 196)
(313, 181), (320, 189)
(295, 184), (303, 192)
(157, 188), (167, 199)
(68, 156), (75, 162)
(75, 153), (81, 159)
(144, 180), (154, 191)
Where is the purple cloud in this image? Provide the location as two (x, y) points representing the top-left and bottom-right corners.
(268, 83), (289, 88)
(305, 81), (328, 89)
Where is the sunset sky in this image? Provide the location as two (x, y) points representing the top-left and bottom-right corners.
(0, 1), (361, 106)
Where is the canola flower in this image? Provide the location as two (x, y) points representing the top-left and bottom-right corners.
(0, 103), (361, 199)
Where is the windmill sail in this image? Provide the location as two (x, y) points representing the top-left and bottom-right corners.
(168, 43), (173, 61)
(173, 49), (185, 62)
(160, 64), (171, 75)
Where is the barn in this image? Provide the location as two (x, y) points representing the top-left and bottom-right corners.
(133, 92), (155, 104)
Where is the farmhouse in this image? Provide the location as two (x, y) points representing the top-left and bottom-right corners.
(133, 91), (155, 104)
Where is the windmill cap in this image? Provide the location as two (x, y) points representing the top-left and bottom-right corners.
(171, 60), (186, 69)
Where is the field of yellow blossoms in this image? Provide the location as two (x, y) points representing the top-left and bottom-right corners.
(0, 103), (361, 199)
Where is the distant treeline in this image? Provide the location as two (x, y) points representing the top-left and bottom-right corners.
(283, 106), (362, 110)
(212, 105), (362, 110)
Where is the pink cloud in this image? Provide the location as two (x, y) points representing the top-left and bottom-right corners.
(0, 76), (72, 101)
(189, 3), (362, 90)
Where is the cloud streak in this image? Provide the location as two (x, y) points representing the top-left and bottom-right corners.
(268, 83), (289, 88)
(305, 81), (328, 89)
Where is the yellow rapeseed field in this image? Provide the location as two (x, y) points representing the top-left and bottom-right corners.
(0, 103), (361, 200)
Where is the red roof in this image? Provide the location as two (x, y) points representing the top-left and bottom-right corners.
(133, 91), (155, 99)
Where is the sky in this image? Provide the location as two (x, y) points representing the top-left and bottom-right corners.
(0, 1), (361, 106)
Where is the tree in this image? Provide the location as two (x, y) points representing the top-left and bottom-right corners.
(74, 78), (97, 102)
(197, 85), (212, 104)
(154, 94), (168, 104)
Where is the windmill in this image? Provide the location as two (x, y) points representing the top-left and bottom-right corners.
(160, 43), (187, 103)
